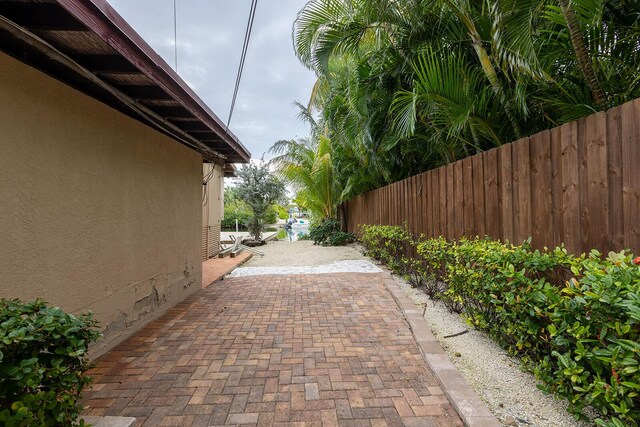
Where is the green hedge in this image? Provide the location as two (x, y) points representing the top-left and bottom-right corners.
(359, 225), (640, 426)
(222, 202), (280, 231)
(0, 299), (100, 426)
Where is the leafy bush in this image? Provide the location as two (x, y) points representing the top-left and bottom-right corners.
(358, 224), (413, 274)
(414, 236), (453, 299)
(222, 199), (252, 230)
(0, 299), (100, 426)
(264, 206), (278, 225)
(309, 219), (355, 246)
(358, 225), (640, 426)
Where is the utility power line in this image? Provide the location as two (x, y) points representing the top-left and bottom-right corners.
(226, 0), (259, 134)
(173, 0), (178, 71)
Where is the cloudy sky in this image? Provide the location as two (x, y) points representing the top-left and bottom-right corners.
(107, 0), (316, 160)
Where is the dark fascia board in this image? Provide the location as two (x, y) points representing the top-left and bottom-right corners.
(55, 0), (251, 163)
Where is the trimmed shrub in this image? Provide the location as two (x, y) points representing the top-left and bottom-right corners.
(309, 219), (355, 246)
(358, 225), (640, 426)
(0, 299), (100, 426)
(358, 224), (413, 273)
(414, 236), (453, 299)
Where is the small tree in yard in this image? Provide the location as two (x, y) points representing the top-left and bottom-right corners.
(236, 163), (286, 243)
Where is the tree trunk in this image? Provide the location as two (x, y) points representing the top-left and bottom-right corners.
(470, 33), (523, 140)
(558, 0), (606, 107)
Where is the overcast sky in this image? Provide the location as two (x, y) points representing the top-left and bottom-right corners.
(107, 0), (316, 160)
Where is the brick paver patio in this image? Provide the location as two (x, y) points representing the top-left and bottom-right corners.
(83, 273), (463, 426)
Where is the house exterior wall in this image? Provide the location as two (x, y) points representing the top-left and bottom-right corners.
(201, 163), (224, 259)
(0, 52), (203, 357)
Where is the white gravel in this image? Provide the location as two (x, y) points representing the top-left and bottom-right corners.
(229, 259), (382, 276)
(392, 275), (592, 427)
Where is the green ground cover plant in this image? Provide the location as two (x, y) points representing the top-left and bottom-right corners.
(359, 225), (640, 426)
(308, 219), (355, 246)
(0, 299), (100, 426)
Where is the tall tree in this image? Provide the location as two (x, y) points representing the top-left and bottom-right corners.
(235, 163), (286, 241)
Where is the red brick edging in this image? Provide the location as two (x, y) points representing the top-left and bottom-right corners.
(381, 272), (501, 427)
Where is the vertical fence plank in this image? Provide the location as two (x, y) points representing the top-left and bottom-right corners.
(432, 169), (441, 238)
(420, 172), (428, 236)
(498, 144), (514, 243)
(438, 165), (447, 238)
(512, 137), (532, 244)
(585, 112), (609, 253)
(403, 179), (408, 226)
(424, 172), (433, 238)
(376, 187), (380, 226)
(413, 175), (420, 234)
(446, 164), (455, 240)
(550, 126), (563, 249)
(462, 158), (474, 236)
(385, 186), (390, 227)
(607, 105), (624, 250)
(622, 100), (640, 253)
(483, 149), (500, 239)
(406, 178), (411, 227)
(577, 117), (590, 253)
(472, 154), (485, 237)
(408, 177), (413, 231)
(390, 183), (396, 226)
(454, 161), (464, 239)
(530, 131), (553, 249)
(398, 179), (404, 226)
(560, 121), (580, 254)
(408, 178), (412, 228)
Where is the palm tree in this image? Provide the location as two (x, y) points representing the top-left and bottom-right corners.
(269, 135), (339, 219)
(291, 0), (640, 200)
(495, 0), (639, 110)
(390, 47), (503, 160)
(556, 0), (606, 106)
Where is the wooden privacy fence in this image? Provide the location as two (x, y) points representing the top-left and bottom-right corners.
(342, 98), (640, 256)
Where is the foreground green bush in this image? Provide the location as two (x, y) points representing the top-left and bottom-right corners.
(0, 299), (100, 426)
(359, 225), (639, 426)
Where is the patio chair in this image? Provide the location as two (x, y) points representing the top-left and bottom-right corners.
(229, 235), (264, 257)
(219, 238), (241, 258)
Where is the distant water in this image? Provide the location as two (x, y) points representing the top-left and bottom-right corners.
(277, 223), (309, 241)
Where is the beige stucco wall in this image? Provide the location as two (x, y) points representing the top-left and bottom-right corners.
(0, 52), (204, 356)
(202, 163), (224, 228)
(202, 163), (224, 259)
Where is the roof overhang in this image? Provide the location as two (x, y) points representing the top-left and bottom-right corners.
(223, 163), (237, 178)
(0, 0), (251, 163)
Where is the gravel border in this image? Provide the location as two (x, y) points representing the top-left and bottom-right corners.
(381, 272), (501, 427)
(391, 274), (592, 427)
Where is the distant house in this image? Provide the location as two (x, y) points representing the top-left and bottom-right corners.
(0, 0), (250, 356)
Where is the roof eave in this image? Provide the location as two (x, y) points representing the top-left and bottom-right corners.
(55, 0), (251, 163)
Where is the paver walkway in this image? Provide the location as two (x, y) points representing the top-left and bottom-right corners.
(83, 273), (463, 426)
